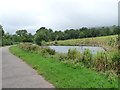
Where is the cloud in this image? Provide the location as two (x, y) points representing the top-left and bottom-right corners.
(0, 0), (119, 34)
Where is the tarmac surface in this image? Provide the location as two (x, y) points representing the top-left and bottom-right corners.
(2, 46), (54, 88)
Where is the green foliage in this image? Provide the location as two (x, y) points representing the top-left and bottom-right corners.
(18, 42), (117, 76)
(54, 40), (58, 45)
(41, 40), (47, 46)
(56, 53), (68, 61)
(0, 24), (119, 46)
(0, 25), (33, 46)
(111, 51), (120, 74)
(34, 27), (53, 45)
(20, 43), (40, 53)
(0, 25), (4, 46)
(2, 38), (13, 46)
(41, 47), (55, 55)
(0, 25), (4, 37)
(93, 52), (108, 72)
(9, 46), (118, 88)
(34, 34), (42, 45)
(83, 49), (92, 68)
(108, 38), (117, 47)
(67, 48), (82, 63)
(2, 32), (13, 46)
(16, 30), (27, 36)
(19, 43), (55, 56)
(112, 51), (120, 63)
(16, 30), (33, 42)
(33, 26), (119, 45)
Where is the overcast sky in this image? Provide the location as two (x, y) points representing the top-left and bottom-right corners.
(0, 0), (119, 34)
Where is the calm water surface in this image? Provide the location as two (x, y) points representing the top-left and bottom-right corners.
(49, 46), (105, 54)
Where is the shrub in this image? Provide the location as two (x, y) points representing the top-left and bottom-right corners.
(112, 51), (120, 64)
(55, 40), (58, 45)
(56, 53), (68, 61)
(83, 49), (92, 68)
(93, 51), (108, 72)
(19, 43), (32, 51)
(111, 51), (120, 74)
(2, 38), (13, 46)
(19, 43), (40, 52)
(34, 34), (42, 46)
(37, 47), (55, 56)
(19, 43), (55, 56)
(30, 45), (40, 53)
(68, 48), (82, 63)
(108, 38), (117, 47)
(41, 40), (46, 46)
(43, 47), (55, 55)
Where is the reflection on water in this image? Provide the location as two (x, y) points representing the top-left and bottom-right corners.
(49, 46), (105, 54)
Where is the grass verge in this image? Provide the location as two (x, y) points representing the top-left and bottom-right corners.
(9, 45), (118, 88)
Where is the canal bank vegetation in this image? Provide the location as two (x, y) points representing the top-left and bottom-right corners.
(9, 43), (119, 88)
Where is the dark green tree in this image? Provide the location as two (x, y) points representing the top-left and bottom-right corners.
(34, 27), (52, 45)
(15, 29), (33, 42)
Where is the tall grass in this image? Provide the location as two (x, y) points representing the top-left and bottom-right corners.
(83, 49), (92, 68)
(18, 43), (119, 77)
(19, 43), (55, 56)
(67, 48), (82, 64)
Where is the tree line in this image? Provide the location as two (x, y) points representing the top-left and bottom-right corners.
(0, 24), (119, 46)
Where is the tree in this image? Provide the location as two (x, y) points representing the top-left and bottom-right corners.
(2, 32), (13, 46)
(15, 29), (33, 42)
(0, 25), (4, 46)
(54, 31), (65, 40)
(16, 30), (27, 37)
(34, 33), (42, 45)
(27, 33), (33, 42)
(113, 26), (119, 35)
(0, 25), (4, 37)
(34, 27), (53, 45)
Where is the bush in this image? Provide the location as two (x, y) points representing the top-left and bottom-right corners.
(56, 53), (68, 61)
(93, 51), (108, 72)
(41, 40), (46, 46)
(2, 38), (13, 46)
(34, 35), (42, 46)
(19, 43), (55, 56)
(111, 51), (120, 74)
(43, 47), (55, 55)
(68, 48), (82, 63)
(112, 51), (120, 64)
(54, 40), (58, 45)
(19, 43), (33, 51)
(83, 49), (92, 68)
(19, 43), (41, 53)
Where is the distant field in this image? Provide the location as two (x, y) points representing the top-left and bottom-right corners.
(48, 35), (118, 51)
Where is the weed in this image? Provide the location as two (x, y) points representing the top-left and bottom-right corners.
(83, 49), (92, 68)
(68, 48), (82, 63)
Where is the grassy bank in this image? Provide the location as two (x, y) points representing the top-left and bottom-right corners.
(47, 35), (118, 51)
(9, 45), (118, 88)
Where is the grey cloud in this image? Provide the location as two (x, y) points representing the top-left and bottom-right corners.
(0, 0), (119, 34)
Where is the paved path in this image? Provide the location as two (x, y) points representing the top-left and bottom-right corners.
(2, 46), (54, 88)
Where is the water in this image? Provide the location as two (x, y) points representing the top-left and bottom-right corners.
(49, 46), (105, 54)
